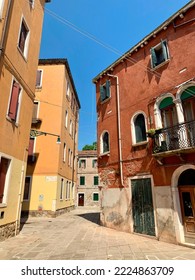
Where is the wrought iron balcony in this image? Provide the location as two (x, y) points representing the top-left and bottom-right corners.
(152, 120), (195, 154)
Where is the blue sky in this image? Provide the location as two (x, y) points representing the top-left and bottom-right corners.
(40, 0), (190, 150)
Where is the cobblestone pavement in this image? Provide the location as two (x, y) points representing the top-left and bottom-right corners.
(0, 207), (195, 260)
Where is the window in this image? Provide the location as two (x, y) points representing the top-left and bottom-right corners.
(29, 0), (34, 9)
(100, 80), (111, 102)
(66, 81), (70, 99)
(93, 193), (99, 202)
(0, 157), (10, 204)
(94, 176), (99, 186)
(79, 159), (86, 168)
(80, 176), (85, 186)
(65, 181), (70, 200)
(101, 131), (110, 154)
(69, 119), (72, 135)
(23, 177), (31, 201)
(28, 137), (36, 162)
(63, 143), (66, 162)
(60, 179), (64, 200)
(150, 40), (169, 69)
(134, 114), (147, 143)
(36, 70), (43, 88)
(8, 80), (22, 122)
(65, 110), (68, 128)
(18, 18), (29, 58)
(92, 159), (97, 168)
(0, 0), (5, 19)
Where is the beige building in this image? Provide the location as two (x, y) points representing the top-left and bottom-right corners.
(0, 0), (50, 241)
(77, 150), (100, 207)
(22, 58), (81, 217)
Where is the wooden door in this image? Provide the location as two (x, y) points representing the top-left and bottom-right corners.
(78, 193), (84, 206)
(179, 187), (195, 235)
(132, 178), (155, 236)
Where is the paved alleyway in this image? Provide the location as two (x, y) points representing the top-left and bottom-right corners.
(0, 207), (195, 260)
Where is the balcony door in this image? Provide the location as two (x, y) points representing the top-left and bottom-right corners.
(160, 101), (179, 150)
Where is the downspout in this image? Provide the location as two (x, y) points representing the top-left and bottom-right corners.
(107, 74), (124, 187)
(0, 0), (13, 57)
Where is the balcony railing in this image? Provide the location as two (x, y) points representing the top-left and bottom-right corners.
(153, 120), (195, 154)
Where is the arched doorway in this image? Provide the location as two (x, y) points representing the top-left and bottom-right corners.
(178, 169), (195, 244)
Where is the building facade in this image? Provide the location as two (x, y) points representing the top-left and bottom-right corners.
(93, 1), (195, 246)
(76, 150), (99, 207)
(22, 58), (80, 217)
(0, 0), (50, 241)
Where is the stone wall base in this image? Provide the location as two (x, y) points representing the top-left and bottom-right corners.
(21, 205), (75, 218)
(0, 221), (17, 242)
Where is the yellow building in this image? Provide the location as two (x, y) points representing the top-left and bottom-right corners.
(22, 59), (80, 217)
(0, 0), (51, 240)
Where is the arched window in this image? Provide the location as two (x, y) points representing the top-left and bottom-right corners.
(100, 131), (110, 154)
(159, 97), (178, 128)
(181, 86), (195, 122)
(133, 113), (147, 143)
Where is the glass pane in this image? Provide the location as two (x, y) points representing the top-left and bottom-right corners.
(182, 192), (193, 217)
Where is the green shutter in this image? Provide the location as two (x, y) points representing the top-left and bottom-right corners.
(94, 176), (99, 185)
(150, 47), (157, 68)
(106, 80), (110, 98)
(100, 85), (105, 101)
(93, 193), (99, 201)
(181, 86), (195, 100)
(80, 176), (85, 185)
(159, 97), (174, 109)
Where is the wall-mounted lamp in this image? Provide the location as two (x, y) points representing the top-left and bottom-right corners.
(30, 129), (61, 144)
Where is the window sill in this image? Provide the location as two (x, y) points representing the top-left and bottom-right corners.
(6, 115), (19, 126)
(101, 97), (111, 104)
(0, 203), (7, 208)
(17, 46), (28, 62)
(151, 59), (170, 70)
(99, 152), (110, 158)
(132, 141), (148, 147)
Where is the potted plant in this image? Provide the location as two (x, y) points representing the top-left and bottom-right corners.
(146, 128), (156, 138)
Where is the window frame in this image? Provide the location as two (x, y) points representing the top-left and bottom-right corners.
(18, 17), (30, 59)
(0, 0), (5, 19)
(36, 69), (43, 88)
(150, 40), (169, 69)
(100, 131), (110, 155)
(0, 156), (11, 206)
(131, 111), (148, 146)
(100, 80), (111, 103)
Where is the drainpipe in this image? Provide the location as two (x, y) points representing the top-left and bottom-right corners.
(0, 0), (13, 57)
(107, 74), (124, 187)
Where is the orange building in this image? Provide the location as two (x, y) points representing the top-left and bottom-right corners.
(93, 1), (195, 246)
(0, 0), (51, 241)
(22, 59), (80, 217)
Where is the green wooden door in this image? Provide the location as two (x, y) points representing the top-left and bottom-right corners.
(132, 178), (155, 236)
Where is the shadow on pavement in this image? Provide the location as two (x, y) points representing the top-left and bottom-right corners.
(77, 212), (100, 225)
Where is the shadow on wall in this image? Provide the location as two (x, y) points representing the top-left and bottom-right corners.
(77, 212), (100, 225)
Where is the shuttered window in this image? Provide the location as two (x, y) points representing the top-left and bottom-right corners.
(100, 80), (111, 102)
(0, 158), (9, 204)
(150, 40), (169, 68)
(8, 81), (21, 121)
(80, 176), (85, 185)
(93, 193), (99, 201)
(18, 20), (29, 55)
(94, 176), (99, 185)
(102, 131), (110, 153)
